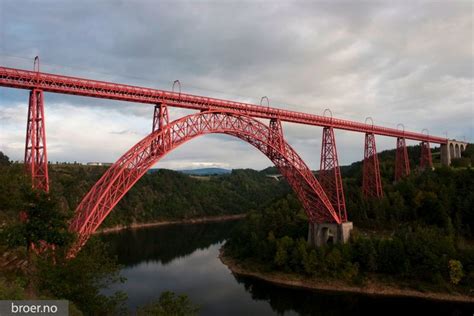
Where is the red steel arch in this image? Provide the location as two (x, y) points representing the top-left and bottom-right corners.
(69, 110), (340, 255)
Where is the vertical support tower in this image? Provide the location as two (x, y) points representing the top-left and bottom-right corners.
(420, 141), (433, 169)
(319, 127), (347, 222)
(268, 118), (290, 187)
(268, 118), (285, 158)
(308, 126), (352, 248)
(395, 137), (410, 181)
(152, 103), (171, 152)
(24, 89), (49, 192)
(362, 133), (383, 198)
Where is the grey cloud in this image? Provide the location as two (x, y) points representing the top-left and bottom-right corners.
(109, 129), (140, 135)
(0, 0), (472, 168)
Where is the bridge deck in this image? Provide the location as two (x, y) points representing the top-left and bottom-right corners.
(0, 65), (447, 144)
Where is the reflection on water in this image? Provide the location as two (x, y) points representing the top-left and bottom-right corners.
(234, 275), (473, 316)
(101, 221), (473, 316)
(101, 221), (235, 267)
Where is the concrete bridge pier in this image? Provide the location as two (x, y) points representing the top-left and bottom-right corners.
(307, 222), (353, 247)
(441, 140), (468, 166)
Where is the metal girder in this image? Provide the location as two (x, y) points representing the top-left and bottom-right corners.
(395, 137), (410, 181)
(0, 66), (447, 144)
(420, 141), (433, 169)
(68, 111), (342, 256)
(319, 127), (347, 222)
(152, 103), (171, 153)
(362, 133), (383, 199)
(25, 89), (49, 192)
(268, 118), (285, 159)
(152, 103), (169, 132)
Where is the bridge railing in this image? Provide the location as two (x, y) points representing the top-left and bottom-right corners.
(0, 65), (447, 144)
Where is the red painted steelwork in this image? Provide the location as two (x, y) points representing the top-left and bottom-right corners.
(395, 137), (410, 181)
(420, 141), (433, 169)
(25, 89), (49, 192)
(268, 118), (285, 160)
(68, 111), (341, 255)
(151, 103), (172, 155)
(152, 103), (169, 132)
(319, 127), (347, 222)
(0, 66), (447, 144)
(362, 133), (383, 198)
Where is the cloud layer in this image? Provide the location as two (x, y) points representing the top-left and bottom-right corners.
(0, 1), (472, 170)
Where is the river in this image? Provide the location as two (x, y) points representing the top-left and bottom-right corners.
(100, 220), (473, 315)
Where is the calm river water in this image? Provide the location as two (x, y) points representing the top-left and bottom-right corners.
(100, 220), (473, 315)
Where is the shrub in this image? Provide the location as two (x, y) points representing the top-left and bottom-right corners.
(451, 157), (471, 168)
(448, 259), (464, 285)
(137, 291), (199, 316)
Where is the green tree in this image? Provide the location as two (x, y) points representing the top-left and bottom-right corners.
(290, 238), (309, 273)
(302, 249), (319, 276)
(37, 238), (127, 315)
(0, 151), (10, 166)
(0, 278), (24, 300)
(352, 237), (377, 272)
(451, 157), (471, 168)
(3, 189), (73, 251)
(377, 238), (406, 274)
(274, 236), (294, 269)
(415, 191), (450, 228)
(448, 259), (464, 285)
(325, 248), (343, 276)
(399, 226), (455, 281)
(137, 291), (200, 316)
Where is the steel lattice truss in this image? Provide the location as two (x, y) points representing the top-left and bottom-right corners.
(0, 66), (447, 144)
(319, 127), (347, 222)
(24, 89), (49, 192)
(363, 133), (383, 198)
(395, 137), (410, 181)
(420, 141), (433, 169)
(68, 110), (341, 255)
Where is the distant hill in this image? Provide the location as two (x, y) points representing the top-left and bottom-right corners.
(259, 166), (279, 175)
(259, 143), (474, 179)
(177, 168), (231, 176)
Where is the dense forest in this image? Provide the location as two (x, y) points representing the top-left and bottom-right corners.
(0, 143), (473, 312)
(0, 155), (289, 227)
(225, 144), (474, 295)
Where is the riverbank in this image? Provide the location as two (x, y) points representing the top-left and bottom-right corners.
(219, 248), (474, 303)
(95, 214), (246, 234)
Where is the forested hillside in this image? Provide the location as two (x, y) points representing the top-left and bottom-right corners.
(1, 144), (473, 309)
(225, 144), (474, 295)
(1, 144), (472, 230)
(0, 153), (290, 227)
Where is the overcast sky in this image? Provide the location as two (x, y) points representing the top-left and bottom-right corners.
(0, 0), (472, 170)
